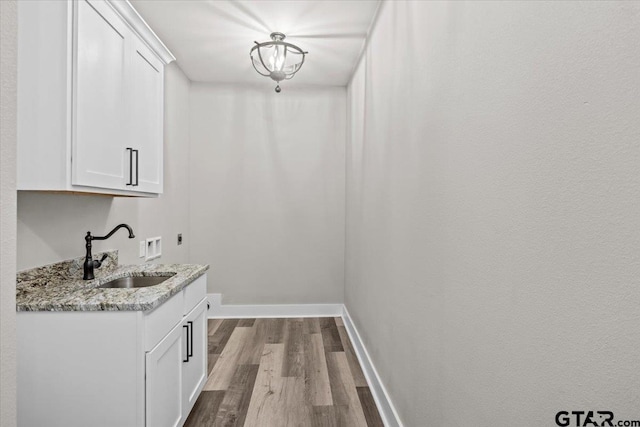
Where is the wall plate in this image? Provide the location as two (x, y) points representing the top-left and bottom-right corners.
(145, 236), (162, 261)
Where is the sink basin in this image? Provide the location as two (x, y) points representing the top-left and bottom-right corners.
(97, 274), (175, 289)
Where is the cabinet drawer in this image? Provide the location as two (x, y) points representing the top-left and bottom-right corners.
(145, 291), (183, 351)
(183, 274), (206, 315)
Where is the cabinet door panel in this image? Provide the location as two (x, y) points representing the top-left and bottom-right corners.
(182, 299), (208, 421)
(146, 321), (183, 427)
(72, 0), (128, 189)
(130, 39), (163, 193)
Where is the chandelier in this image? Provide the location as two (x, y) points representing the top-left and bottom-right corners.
(250, 32), (307, 93)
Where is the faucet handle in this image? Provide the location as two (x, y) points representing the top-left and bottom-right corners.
(94, 253), (109, 269)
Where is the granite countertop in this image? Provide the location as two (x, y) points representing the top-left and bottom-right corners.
(16, 251), (209, 312)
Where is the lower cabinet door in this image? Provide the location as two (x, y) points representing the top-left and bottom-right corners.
(146, 321), (183, 427)
(182, 298), (208, 421)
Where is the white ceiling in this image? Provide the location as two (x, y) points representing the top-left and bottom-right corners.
(130, 0), (379, 88)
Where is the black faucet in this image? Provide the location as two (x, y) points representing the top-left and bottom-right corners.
(83, 224), (135, 280)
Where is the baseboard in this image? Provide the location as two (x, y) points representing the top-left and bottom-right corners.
(207, 294), (343, 318)
(342, 306), (404, 427)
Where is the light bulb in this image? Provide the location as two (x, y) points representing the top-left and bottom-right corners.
(272, 45), (286, 71)
(268, 49), (276, 70)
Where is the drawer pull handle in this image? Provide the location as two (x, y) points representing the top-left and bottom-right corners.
(182, 324), (190, 363)
(187, 321), (194, 358)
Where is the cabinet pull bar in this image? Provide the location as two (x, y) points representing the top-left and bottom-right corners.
(133, 149), (139, 186)
(187, 321), (194, 358)
(126, 148), (133, 186)
(183, 324), (190, 363)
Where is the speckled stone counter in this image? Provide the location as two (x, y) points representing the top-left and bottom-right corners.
(16, 251), (209, 312)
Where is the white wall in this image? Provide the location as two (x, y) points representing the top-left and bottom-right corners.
(189, 84), (346, 304)
(1, 1), (18, 425)
(346, 1), (640, 426)
(17, 63), (191, 270)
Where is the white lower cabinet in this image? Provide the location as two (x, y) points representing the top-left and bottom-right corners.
(182, 299), (208, 420)
(146, 298), (208, 427)
(17, 274), (208, 427)
(146, 321), (184, 427)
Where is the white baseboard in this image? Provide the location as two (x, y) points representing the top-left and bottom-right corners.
(205, 294), (402, 426)
(342, 306), (404, 427)
(207, 294), (343, 318)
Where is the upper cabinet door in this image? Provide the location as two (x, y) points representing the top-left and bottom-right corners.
(130, 39), (164, 194)
(72, 0), (129, 190)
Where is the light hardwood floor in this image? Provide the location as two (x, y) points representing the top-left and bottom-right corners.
(184, 317), (384, 427)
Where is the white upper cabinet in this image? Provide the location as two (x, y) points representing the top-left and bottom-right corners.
(73, 0), (129, 190)
(130, 38), (164, 193)
(18, 0), (174, 197)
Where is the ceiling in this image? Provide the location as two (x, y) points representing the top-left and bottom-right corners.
(130, 0), (380, 88)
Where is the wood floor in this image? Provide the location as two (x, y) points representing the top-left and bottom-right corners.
(184, 317), (384, 427)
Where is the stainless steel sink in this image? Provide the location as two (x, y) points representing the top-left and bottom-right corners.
(97, 274), (175, 289)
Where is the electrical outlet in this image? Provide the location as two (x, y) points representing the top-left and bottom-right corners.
(177, 233), (182, 245)
(139, 241), (145, 258)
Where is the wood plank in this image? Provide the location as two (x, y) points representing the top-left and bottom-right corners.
(282, 318), (304, 377)
(208, 319), (223, 337)
(244, 344), (313, 426)
(303, 334), (333, 406)
(325, 352), (367, 426)
(237, 318), (255, 327)
(357, 387), (385, 427)
(208, 353), (220, 376)
(311, 405), (339, 427)
(243, 343), (284, 426)
(214, 364), (259, 427)
(209, 319), (239, 354)
(336, 325), (367, 387)
(279, 377), (311, 425)
(237, 318), (268, 365)
(204, 327), (251, 391)
(265, 318), (285, 344)
(319, 317), (344, 352)
(334, 405), (352, 427)
(303, 317), (320, 334)
(183, 390), (225, 427)
(334, 317), (344, 327)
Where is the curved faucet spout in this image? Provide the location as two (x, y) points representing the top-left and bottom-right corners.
(92, 223), (135, 241)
